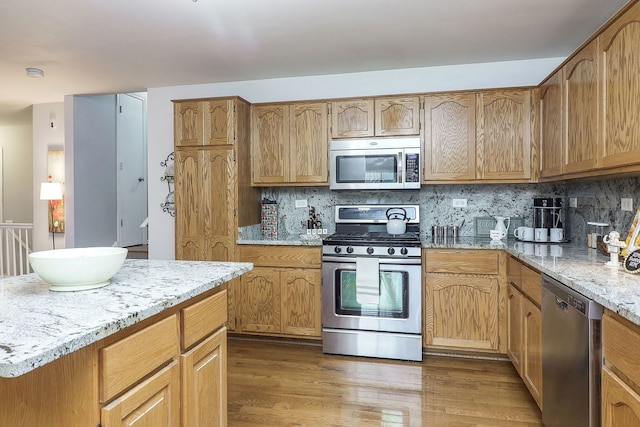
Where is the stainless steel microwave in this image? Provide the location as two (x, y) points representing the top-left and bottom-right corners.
(329, 137), (421, 190)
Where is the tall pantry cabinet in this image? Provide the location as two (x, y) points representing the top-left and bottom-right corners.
(173, 97), (261, 330)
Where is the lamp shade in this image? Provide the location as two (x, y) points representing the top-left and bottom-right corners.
(40, 182), (63, 201)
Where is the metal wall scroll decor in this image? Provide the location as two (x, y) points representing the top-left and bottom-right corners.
(160, 152), (175, 217)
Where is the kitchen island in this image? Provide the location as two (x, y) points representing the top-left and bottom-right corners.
(0, 259), (252, 426)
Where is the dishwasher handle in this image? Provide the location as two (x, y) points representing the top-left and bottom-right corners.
(555, 296), (569, 311)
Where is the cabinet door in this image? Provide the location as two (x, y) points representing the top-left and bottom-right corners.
(175, 149), (204, 260)
(375, 96), (420, 136)
(600, 2), (640, 168)
(523, 297), (542, 409)
(252, 105), (289, 184)
(423, 93), (476, 181)
(602, 366), (640, 427)
(331, 99), (374, 138)
(240, 268), (281, 333)
(204, 99), (233, 146)
(181, 328), (227, 427)
(477, 89), (532, 180)
(425, 275), (500, 352)
(281, 268), (322, 337)
(101, 360), (180, 427)
(507, 284), (524, 376)
(289, 102), (329, 183)
(174, 101), (204, 147)
(202, 148), (235, 261)
(539, 71), (563, 178)
(563, 38), (599, 174)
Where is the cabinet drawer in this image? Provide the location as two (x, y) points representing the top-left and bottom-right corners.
(100, 314), (179, 402)
(507, 256), (522, 287)
(521, 265), (542, 306)
(181, 290), (227, 350)
(603, 312), (640, 389)
(426, 250), (500, 275)
(238, 245), (321, 268)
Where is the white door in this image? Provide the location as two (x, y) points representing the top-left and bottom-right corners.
(117, 93), (147, 247)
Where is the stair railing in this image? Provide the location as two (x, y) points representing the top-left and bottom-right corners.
(0, 223), (34, 277)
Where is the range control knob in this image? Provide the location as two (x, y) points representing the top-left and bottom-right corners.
(334, 246), (342, 254)
(346, 246), (354, 254)
(367, 247), (374, 255)
(400, 247), (409, 255)
(387, 247), (396, 255)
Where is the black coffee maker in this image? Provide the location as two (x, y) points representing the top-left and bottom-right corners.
(534, 198), (563, 238)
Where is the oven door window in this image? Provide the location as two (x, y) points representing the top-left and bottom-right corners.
(336, 269), (408, 318)
(335, 154), (398, 183)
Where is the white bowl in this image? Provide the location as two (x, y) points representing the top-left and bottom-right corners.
(29, 247), (128, 291)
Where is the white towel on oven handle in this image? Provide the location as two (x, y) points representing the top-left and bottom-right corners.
(356, 257), (380, 305)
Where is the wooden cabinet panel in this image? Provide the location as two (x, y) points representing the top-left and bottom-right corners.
(240, 268), (282, 333)
(181, 290), (227, 350)
(101, 360), (181, 427)
(281, 269), (322, 336)
(175, 101), (204, 147)
(331, 99), (374, 138)
(521, 265), (542, 307)
(523, 297), (542, 409)
(425, 249), (500, 275)
(602, 367), (640, 427)
(599, 2), (640, 168)
(563, 38), (599, 174)
(175, 148), (204, 260)
(100, 315), (179, 403)
(507, 255), (522, 287)
(477, 89), (532, 180)
(603, 312), (640, 389)
(204, 99), (233, 146)
(539, 71), (563, 177)
(507, 284), (524, 376)
(238, 245), (321, 268)
(290, 102), (329, 183)
(425, 275), (500, 352)
(202, 147), (235, 261)
(251, 104), (289, 183)
(374, 96), (420, 136)
(181, 328), (227, 427)
(423, 93), (476, 181)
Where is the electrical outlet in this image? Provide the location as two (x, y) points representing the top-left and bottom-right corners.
(569, 197), (577, 208)
(452, 199), (467, 208)
(622, 198), (634, 212)
(295, 199), (308, 208)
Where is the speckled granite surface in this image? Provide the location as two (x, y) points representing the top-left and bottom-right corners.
(242, 235), (640, 327)
(0, 259), (252, 378)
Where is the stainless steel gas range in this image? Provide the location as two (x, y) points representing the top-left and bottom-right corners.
(321, 204), (422, 362)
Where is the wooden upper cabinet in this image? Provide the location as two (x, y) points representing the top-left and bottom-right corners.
(476, 89), (532, 180)
(563, 38), (599, 174)
(202, 148), (235, 261)
(251, 104), (289, 184)
(539, 71), (563, 178)
(204, 99), (234, 146)
(175, 101), (204, 147)
(599, 1), (640, 169)
(252, 102), (328, 185)
(290, 102), (329, 183)
(374, 96), (420, 136)
(331, 99), (374, 138)
(423, 92), (476, 181)
(174, 148), (204, 260)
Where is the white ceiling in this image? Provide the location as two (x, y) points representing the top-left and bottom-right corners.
(0, 0), (629, 120)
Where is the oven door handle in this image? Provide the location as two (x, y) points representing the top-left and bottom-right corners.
(322, 255), (421, 265)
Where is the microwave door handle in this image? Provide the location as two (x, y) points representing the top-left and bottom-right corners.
(398, 152), (403, 183)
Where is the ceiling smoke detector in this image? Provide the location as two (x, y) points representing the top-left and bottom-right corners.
(26, 67), (44, 78)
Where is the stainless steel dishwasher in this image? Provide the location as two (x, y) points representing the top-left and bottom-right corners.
(542, 274), (603, 427)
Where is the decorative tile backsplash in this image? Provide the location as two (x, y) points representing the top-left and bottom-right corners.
(258, 176), (640, 244)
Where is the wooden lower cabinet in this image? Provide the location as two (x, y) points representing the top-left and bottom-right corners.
(101, 360), (181, 427)
(506, 255), (542, 409)
(602, 310), (640, 427)
(424, 249), (506, 354)
(181, 328), (227, 427)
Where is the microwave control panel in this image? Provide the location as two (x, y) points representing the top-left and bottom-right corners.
(406, 153), (420, 183)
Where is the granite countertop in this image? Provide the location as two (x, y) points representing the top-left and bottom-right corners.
(423, 236), (640, 327)
(0, 259), (252, 378)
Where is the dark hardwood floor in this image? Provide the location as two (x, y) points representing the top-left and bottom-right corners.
(227, 337), (543, 426)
